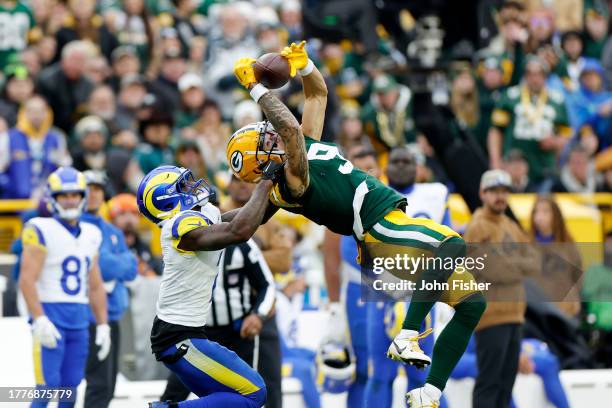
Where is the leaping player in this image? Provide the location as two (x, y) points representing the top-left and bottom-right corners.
(227, 42), (487, 407)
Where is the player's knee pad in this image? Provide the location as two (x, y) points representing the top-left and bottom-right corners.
(454, 292), (487, 324)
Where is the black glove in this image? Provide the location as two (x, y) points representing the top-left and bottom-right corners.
(261, 160), (285, 182)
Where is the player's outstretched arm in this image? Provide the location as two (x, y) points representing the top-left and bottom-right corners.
(257, 92), (309, 197)
(281, 41), (328, 141)
(300, 65), (327, 141)
(179, 179), (276, 252)
(234, 57), (310, 198)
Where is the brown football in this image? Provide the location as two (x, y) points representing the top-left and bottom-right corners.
(253, 53), (291, 89)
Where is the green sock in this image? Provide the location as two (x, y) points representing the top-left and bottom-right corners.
(402, 236), (466, 331)
(426, 293), (486, 391)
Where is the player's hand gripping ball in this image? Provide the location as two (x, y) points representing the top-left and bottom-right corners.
(233, 57), (258, 88)
(253, 53), (292, 89)
(281, 40), (309, 76)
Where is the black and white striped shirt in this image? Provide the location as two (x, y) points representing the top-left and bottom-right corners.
(207, 239), (276, 327)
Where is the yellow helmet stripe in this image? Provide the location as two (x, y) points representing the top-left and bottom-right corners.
(143, 172), (181, 219)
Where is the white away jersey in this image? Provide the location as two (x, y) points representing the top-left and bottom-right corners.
(157, 203), (222, 327)
(23, 217), (102, 303)
(404, 182), (448, 221)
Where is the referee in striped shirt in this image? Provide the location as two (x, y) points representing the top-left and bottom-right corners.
(160, 238), (276, 402)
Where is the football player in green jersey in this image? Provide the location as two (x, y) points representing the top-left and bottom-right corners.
(228, 42), (486, 408)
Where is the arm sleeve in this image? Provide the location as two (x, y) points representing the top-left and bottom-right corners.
(243, 240), (276, 317)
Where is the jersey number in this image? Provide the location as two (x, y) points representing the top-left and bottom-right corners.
(306, 143), (353, 174)
(60, 256), (91, 296)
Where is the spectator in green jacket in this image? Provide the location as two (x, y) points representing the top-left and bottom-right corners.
(134, 110), (174, 174)
(361, 74), (416, 154)
(582, 230), (612, 367)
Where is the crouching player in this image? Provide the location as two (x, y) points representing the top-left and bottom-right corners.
(138, 163), (283, 408)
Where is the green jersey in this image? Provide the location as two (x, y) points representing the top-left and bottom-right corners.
(0, 2), (34, 69)
(269, 136), (406, 237)
(491, 85), (571, 182)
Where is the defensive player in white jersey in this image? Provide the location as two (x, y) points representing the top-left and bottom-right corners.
(137, 163), (283, 408)
(19, 167), (110, 408)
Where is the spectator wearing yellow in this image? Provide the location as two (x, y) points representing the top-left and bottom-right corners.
(362, 74), (416, 154)
(0, 94), (71, 199)
(488, 56), (572, 184)
(55, 0), (119, 63)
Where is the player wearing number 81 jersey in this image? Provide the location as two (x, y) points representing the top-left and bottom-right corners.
(19, 167), (109, 408)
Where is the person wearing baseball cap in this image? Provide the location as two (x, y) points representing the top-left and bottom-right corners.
(465, 168), (539, 408)
(362, 74), (416, 151)
(176, 72), (206, 128)
(81, 171), (137, 408)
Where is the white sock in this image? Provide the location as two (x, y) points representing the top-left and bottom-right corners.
(424, 383), (442, 401)
(398, 329), (418, 340)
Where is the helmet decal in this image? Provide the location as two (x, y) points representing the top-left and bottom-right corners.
(136, 165), (213, 225)
(230, 150), (243, 172)
(226, 121), (286, 183)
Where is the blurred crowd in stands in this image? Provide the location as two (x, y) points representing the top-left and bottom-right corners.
(1, 0), (612, 389)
